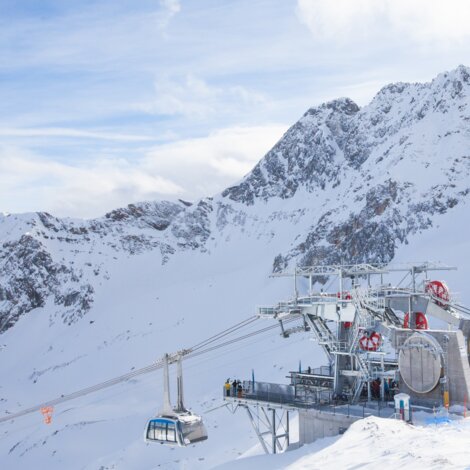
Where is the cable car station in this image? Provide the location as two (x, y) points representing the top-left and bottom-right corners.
(224, 262), (470, 453)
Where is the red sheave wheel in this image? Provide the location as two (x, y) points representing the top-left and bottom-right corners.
(403, 311), (428, 330)
(425, 280), (450, 307)
(359, 331), (381, 351)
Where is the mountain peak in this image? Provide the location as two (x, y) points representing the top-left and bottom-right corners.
(303, 97), (360, 118)
(430, 64), (470, 100)
(435, 64), (470, 84)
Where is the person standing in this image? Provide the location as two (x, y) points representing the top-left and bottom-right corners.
(225, 379), (231, 397)
(232, 379), (238, 397)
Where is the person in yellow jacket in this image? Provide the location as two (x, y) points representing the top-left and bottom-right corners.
(225, 379), (231, 397)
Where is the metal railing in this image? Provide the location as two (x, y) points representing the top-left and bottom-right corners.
(223, 381), (395, 419)
(293, 366), (333, 377)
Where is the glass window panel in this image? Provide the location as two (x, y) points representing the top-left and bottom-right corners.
(147, 422), (155, 440)
(167, 423), (176, 442)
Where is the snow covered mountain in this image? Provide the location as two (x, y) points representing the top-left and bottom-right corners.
(1, 65), (470, 469)
(2, 65), (470, 334)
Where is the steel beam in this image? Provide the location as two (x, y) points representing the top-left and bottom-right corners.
(245, 406), (269, 454)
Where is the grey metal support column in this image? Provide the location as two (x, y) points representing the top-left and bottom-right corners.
(272, 409), (276, 454)
(294, 266), (298, 301)
(245, 407), (269, 454)
(176, 355), (186, 412)
(408, 294), (414, 329)
(259, 407), (282, 453)
(333, 352), (340, 396)
(339, 269), (343, 298)
(380, 355), (385, 401)
(162, 353), (173, 415)
(286, 411), (290, 447)
(410, 266), (417, 329)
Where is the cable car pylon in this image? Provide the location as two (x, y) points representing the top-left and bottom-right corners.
(144, 353), (208, 447)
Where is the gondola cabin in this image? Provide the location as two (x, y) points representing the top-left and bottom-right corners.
(145, 417), (181, 445)
(145, 354), (208, 447)
(145, 413), (208, 447)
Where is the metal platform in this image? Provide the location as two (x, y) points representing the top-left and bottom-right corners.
(223, 380), (395, 453)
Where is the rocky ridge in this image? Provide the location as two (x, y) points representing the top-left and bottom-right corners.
(1, 65), (470, 332)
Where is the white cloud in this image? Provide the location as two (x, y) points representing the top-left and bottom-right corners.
(138, 74), (268, 119)
(0, 124), (286, 218)
(387, 1), (470, 43)
(296, 0), (379, 42)
(0, 127), (154, 142)
(142, 124), (287, 192)
(296, 0), (470, 45)
(158, 0), (181, 31)
(0, 146), (183, 218)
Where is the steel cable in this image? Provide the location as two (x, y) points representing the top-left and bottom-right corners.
(0, 316), (300, 424)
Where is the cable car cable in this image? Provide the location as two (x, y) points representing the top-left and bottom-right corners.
(0, 316), (297, 425)
(190, 316), (259, 352)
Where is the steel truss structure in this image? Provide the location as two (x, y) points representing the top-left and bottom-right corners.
(226, 262), (470, 454)
(242, 404), (291, 454)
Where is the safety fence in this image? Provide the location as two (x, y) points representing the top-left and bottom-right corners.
(223, 380), (395, 419)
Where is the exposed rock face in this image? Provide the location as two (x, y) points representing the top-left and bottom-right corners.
(104, 201), (185, 231)
(0, 234), (93, 330)
(227, 65), (470, 272)
(1, 65), (470, 332)
(274, 180), (405, 271)
(222, 98), (360, 204)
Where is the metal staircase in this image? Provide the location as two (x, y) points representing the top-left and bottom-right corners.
(352, 353), (370, 402)
(348, 288), (375, 351)
(304, 314), (341, 363)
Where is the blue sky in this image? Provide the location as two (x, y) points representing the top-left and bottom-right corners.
(1, 0), (470, 217)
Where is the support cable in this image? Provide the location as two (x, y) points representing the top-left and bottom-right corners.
(0, 316), (297, 425)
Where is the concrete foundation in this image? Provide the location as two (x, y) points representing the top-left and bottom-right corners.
(298, 409), (359, 445)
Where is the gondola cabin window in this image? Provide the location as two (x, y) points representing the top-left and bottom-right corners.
(166, 422), (176, 442)
(146, 419), (176, 442)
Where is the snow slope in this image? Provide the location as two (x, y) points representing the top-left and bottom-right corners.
(1, 65), (470, 469)
(0, 232), (319, 469)
(216, 416), (470, 470)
